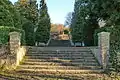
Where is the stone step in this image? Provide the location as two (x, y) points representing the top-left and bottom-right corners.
(14, 71), (106, 80)
(26, 55), (95, 59)
(17, 69), (104, 74)
(19, 65), (102, 70)
(26, 55), (94, 58)
(25, 59), (96, 63)
(28, 50), (92, 52)
(28, 47), (91, 50)
(26, 57), (95, 60)
(25, 59), (97, 63)
(24, 60), (97, 65)
(27, 51), (92, 53)
(24, 59), (99, 66)
(28, 50), (91, 54)
(26, 53), (93, 56)
(3, 71), (107, 80)
(23, 61), (99, 66)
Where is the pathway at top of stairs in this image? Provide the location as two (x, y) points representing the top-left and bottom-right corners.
(48, 39), (71, 47)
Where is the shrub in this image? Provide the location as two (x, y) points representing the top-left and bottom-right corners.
(64, 29), (69, 34)
(0, 26), (25, 45)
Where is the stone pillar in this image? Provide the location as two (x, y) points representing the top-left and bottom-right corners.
(98, 32), (110, 69)
(9, 32), (21, 55)
(69, 32), (74, 46)
(9, 32), (21, 68)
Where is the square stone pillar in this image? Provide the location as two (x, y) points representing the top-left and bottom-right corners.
(9, 32), (21, 55)
(9, 32), (21, 68)
(98, 32), (110, 69)
(69, 33), (74, 46)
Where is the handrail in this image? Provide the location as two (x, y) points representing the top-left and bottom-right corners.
(46, 38), (51, 46)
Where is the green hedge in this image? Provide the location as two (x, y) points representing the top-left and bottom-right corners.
(0, 26), (25, 45)
(64, 29), (69, 34)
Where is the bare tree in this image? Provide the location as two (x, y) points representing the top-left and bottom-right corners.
(64, 12), (73, 27)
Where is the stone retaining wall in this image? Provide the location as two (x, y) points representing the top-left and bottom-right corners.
(0, 45), (8, 56)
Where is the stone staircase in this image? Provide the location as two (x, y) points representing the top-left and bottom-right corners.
(48, 39), (71, 47)
(16, 47), (104, 79)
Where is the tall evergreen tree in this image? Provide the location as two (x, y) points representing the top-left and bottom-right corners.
(15, 0), (38, 25)
(35, 0), (51, 44)
(71, 0), (84, 44)
(0, 0), (22, 28)
(0, 0), (14, 27)
(71, 0), (99, 46)
(15, 0), (38, 46)
(27, 0), (38, 25)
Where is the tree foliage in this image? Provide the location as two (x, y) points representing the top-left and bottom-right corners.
(35, 0), (51, 43)
(0, 0), (51, 46)
(0, 0), (14, 27)
(91, 0), (120, 72)
(71, 0), (99, 46)
(71, 0), (120, 71)
(22, 21), (35, 46)
(0, 0), (24, 29)
(15, 0), (38, 46)
(15, 0), (38, 25)
(64, 12), (73, 27)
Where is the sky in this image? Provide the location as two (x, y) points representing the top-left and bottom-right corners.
(10, 0), (75, 24)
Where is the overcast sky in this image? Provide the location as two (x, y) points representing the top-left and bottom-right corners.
(10, 0), (75, 24)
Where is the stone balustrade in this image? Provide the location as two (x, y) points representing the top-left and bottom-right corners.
(89, 46), (102, 65)
(0, 32), (27, 70)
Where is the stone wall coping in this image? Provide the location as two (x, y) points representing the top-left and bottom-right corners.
(9, 31), (21, 36)
(98, 32), (110, 36)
